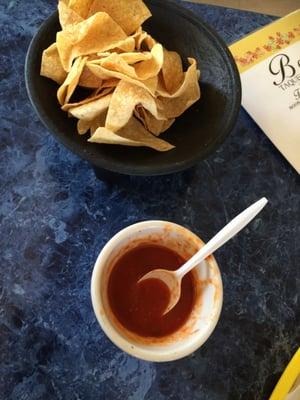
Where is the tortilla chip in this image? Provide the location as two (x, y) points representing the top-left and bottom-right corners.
(105, 80), (163, 132)
(77, 119), (90, 135)
(56, 12), (127, 71)
(101, 78), (120, 88)
(133, 27), (143, 35)
(57, 56), (87, 105)
(104, 37), (136, 53)
(87, 62), (158, 95)
(40, 43), (67, 84)
(156, 58), (201, 118)
(135, 31), (156, 51)
(93, 52), (110, 59)
(87, 0), (151, 35)
(77, 110), (107, 135)
(89, 117), (174, 151)
(98, 43), (163, 81)
(79, 66), (102, 88)
(161, 49), (184, 94)
(157, 58), (199, 98)
(135, 107), (175, 136)
(58, 0), (83, 30)
(99, 53), (137, 78)
(62, 87), (113, 111)
(134, 43), (163, 80)
(119, 52), (152, 64)
(91, 114), (107, 135)
(135, 30), (147, 50)
(68, 0), (94, 18)
(68, 93), (112, 120)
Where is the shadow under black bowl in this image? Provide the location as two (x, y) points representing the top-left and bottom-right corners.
(25, 0), (241, 177)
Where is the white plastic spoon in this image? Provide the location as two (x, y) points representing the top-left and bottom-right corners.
(139, 197), (268, 314)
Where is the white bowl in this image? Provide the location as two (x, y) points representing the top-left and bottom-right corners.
(91, 220), (223, 362)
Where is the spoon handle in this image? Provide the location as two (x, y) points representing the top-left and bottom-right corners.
(176, 197), (268, 279)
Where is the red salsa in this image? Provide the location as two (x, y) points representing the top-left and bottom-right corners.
(107, 244), (196, 338)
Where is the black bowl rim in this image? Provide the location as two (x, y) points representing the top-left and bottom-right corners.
(25, 0), (241, 176)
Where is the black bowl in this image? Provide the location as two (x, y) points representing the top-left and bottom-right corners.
(25, 0), (241, 177)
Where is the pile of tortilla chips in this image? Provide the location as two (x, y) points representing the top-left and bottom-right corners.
(40, 0), (201, 152)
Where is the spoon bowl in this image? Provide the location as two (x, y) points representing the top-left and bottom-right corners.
(139, 269), (182, 314)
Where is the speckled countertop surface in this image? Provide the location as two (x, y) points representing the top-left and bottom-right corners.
(0, 0), (299, 399)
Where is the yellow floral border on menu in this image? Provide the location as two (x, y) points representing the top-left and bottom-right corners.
(229, 9), (300, 73)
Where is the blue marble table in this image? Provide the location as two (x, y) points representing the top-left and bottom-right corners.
(1, 0), (299, 399)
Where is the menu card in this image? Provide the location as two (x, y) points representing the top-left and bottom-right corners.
(229, 10), (300, 174)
